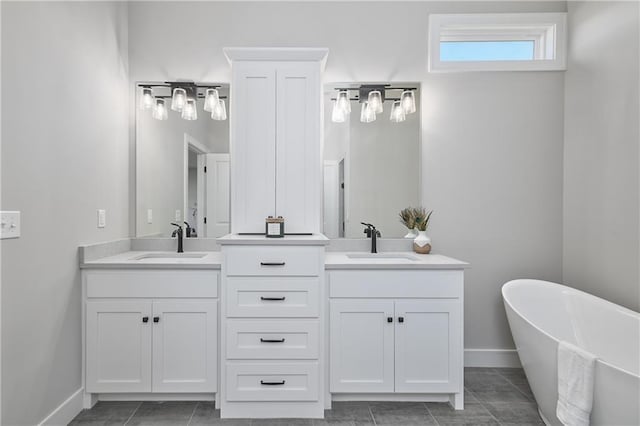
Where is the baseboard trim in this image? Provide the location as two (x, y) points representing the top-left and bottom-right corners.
(464, 349), (522, 368)
(38, 387), (84, 426)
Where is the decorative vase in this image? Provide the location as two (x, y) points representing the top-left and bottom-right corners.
(413, 231), (431, 254)
(404, 228), (418, 239)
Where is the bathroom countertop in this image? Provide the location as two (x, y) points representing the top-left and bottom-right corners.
(325, 252), (470, 270)
(80, 251), (222, 270)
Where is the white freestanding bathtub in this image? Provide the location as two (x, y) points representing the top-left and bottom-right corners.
(502, 279), (639, 426)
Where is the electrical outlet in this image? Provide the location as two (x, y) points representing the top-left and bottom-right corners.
(175, 210), (181, 221)
(0, 211), (21, 239)
(147, 209), (153, 224)
(97, 209), (106, 228)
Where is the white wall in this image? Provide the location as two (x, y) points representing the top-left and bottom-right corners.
(128, 1), (566, 351)
(563, 1), (640, 310)
(1, 2), (130, 425)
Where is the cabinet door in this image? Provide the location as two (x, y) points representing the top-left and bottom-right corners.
(231, 61), (277, 233)
(394, 300), (462, 393)
(330, 300), (394, 393)
(86, 301), (152, 393)
(275, 62), (321, 233)
(151, 300), (218, 392)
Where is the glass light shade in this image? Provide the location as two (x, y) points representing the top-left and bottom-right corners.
(181, 98), (198, 120)
(171, 87), (187, 111)
(401, 90), (416, 114)
(152, 98), (168, 120)
(368, 90), (383, 114)
(336, 90), (351, 113)
(211, 99), (227, 120)
(360, 102), (376, 123)
(203, 88), (219, 112)
(390, 101), (406, 123)
(139, 88), (154, 110)
(331, 100), (346, 123)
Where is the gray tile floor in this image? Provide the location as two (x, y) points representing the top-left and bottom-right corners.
(70, 368), (542, 426)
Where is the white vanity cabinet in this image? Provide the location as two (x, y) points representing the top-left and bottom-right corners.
(225, 48), (328, 234)
(83, 270), (219, 396)
(327, 268), (465, 409)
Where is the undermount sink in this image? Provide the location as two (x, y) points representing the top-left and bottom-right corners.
(346, 253), (419, 261)
(131, 252), (208, 260)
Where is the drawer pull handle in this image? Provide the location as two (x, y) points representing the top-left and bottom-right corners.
(260, 262), (286, 266)
(260, 338), (286, 343)
(260, 296), (286, 301)
(260, 380), (286, 386)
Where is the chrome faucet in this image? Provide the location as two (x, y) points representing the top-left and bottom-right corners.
(171, 223), (184, 253)
(361, 222), (381, 253)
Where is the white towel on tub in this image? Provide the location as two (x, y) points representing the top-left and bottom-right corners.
(556, 341), (596, 426)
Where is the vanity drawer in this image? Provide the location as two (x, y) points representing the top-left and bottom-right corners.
(225, 246), (321, 276)
(86, 270), (218, 298)
(226, 277), (319, 317)
(226, 319), (319, 359)
(226, 361), (319, 401)
(329, 270), (463, 299)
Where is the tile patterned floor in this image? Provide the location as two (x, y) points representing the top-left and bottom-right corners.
(69, 368), (543, 426)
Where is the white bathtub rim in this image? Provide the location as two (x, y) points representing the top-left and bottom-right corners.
(502, 278), (640, 379)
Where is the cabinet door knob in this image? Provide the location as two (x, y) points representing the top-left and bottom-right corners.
(153, 316), (160, 323)
(387, 317), (393, 323)
(260, 380), (286, 386)
(142, 316), (149, 323)
(398, 316), (404, 323)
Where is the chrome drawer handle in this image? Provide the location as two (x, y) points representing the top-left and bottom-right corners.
(260, 380), (286, 386)
(260, 262), (286, 266)
(260, 296), (286, 301)
(260, 338), (285, 343)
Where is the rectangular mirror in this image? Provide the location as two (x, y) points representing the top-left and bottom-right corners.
(323, 83), (421, 238)
(135, 82), (230, 238)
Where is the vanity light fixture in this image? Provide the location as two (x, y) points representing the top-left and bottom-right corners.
(367, 90), (383, 114)
(390, 101), (406, 123)
(400, 90), (416, 114)
(203, 88), (219, 112)
(171, 87), (187, 112)
(336, 90), (351, 113)
(360, 102), (376, 123)
(181, 98), (198, 120)
(211, 99), (227, 121)
(331, 100), (346, 123)
(139, 87), (154, 110)
(152, 98), (168, 121)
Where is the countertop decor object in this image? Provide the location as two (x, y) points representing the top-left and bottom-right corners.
(265, 215), (285, 238)
(399, 207), (418, 239)
(412, 208), (433, 254)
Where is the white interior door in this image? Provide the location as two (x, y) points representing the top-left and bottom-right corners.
(323, 161), (340, 238)
(151, 300), (218, 393)
(394, 299), (462, 393)
(205, 153), (230, 237)
(196, 154), (206, 236)
(86, 301), (152, 393)
(329, 299), (394, 393)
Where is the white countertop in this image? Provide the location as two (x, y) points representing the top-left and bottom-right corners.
(80, 251), (222, 269)
(325, 252), (469, 270)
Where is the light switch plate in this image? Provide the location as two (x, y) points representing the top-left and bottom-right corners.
(97, 209), (106, 228)
(0, 211), (21, 239)
(175, 210), (181, 221)
(147, 209), (153, 224)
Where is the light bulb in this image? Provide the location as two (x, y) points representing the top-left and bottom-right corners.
(390, 101), (406, 123)
(400, 90), (416, 114)
(139, 87), (154, 110)
(152, 98), (168, 120)
(211, 99), (227, 120)
(181, 98), (197, 120)
(171, 87), (187, 111)
(331, 100), (346, 123)
(368, 90), (383, 114)
(360, 102), (376, 123)
(204, 88), (219, 112)
(336, 90), (351, 113)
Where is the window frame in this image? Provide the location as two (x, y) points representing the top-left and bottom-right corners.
(428, 13), (567, 72)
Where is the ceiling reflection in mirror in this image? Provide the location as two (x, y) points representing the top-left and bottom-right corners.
(135, 82), (230, 238)
(323, 83), (421, 239)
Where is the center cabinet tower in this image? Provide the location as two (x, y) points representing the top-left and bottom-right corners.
(219, 48), (330, 419)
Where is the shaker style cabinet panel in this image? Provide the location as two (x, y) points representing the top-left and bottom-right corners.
(86, 301), (152, 393)
(151, 300), (218, 393)
(394, 300), (462, 393)
(329, 300), (395, 393)
(231, 62), (277, 233)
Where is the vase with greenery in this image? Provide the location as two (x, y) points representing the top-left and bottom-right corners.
(399, 207), (418, 238)
(412, 207), (433, 254)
